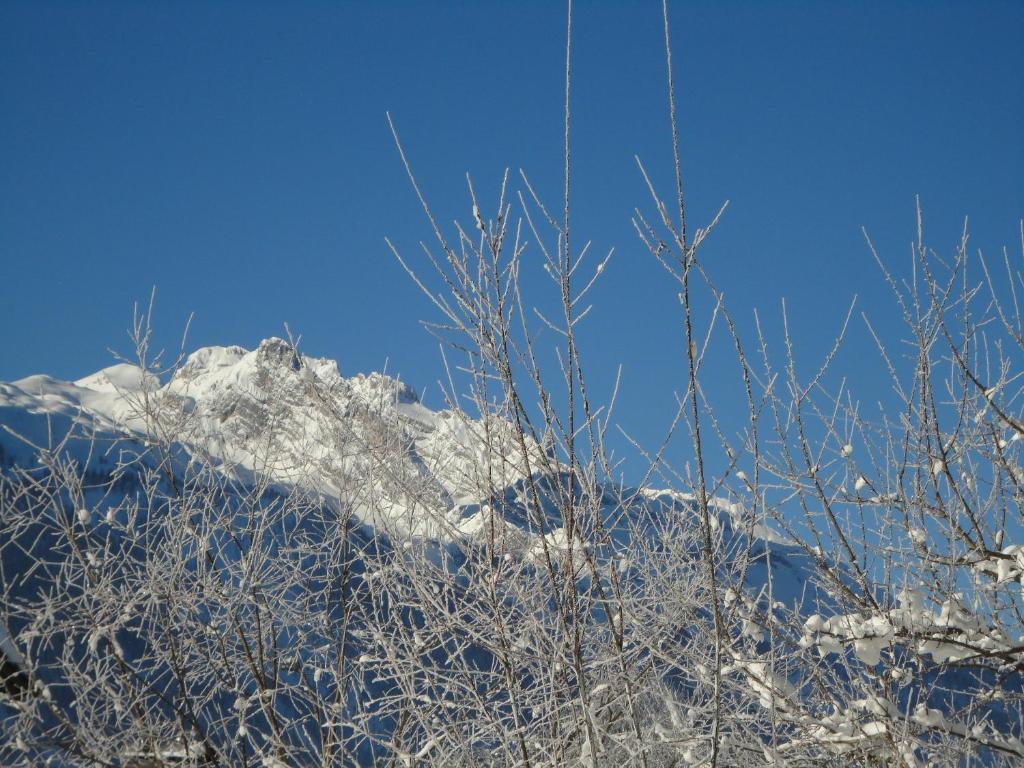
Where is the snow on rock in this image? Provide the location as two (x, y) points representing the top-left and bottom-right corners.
(0, 340), (555, 544)
(74, 363), (158, 394)
(1, 340), (791, 555)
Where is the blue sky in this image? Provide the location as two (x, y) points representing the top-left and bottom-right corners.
(2, 1), (1022, 477)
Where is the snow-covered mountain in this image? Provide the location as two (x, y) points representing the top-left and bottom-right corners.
(1, 338), (789, 550)
(0, 338), (557, 540)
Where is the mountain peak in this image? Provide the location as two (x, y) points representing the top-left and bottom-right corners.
(256, 336), (302, 371)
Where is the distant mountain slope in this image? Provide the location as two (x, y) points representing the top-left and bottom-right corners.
(2, 338), (790, 554)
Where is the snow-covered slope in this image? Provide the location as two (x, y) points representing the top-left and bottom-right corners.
(3, 339), (798, 547)
(1, 338), (551, 539)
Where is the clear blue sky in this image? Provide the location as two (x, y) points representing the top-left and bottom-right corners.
(2, 1), (1022, 476)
